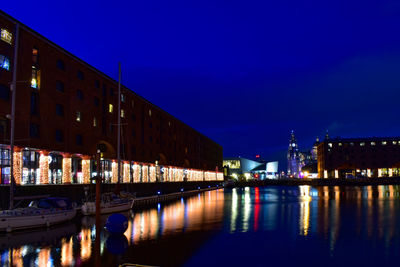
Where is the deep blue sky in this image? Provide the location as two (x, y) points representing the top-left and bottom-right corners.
(3, 1), (400, 169)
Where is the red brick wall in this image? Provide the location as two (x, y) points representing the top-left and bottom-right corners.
(0, 12), (222, 171)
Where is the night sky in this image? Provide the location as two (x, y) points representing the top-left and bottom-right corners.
(3, 1), (400, 169)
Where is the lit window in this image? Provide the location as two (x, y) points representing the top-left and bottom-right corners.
(149, 109), (152, 116)
(393, 141), (397, 145)
(109, 104), (113, 113)
(0, 29), (12, 44)
(328, 143), (332, 148)
(121, 109), (125, 118)
(371, 142), (376, 146)
(93, 117), (97, 127)
(0, 55), (10, 71)
(76, 111), (81, 122)
(338, 143), (342, 146)
(360, 142), (365, 146)
(350, 142), (354, 146)
(121, 94), (125, 102)
(382, 141), (387, 145)
(31, 66), (40, 89)
(32, 48), (38, 64)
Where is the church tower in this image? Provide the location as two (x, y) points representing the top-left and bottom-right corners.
(287, 130), (301, 177)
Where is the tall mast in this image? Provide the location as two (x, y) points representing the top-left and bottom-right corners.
(117, 63), (121, 183)
(9, 23), (20, 209)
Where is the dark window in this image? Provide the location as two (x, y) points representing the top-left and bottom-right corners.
(109, 88), (114, 96)
(109, 124), (114, 133)
(131, 146), (136, 155)
(77, 89), (83, 100)
(77, 70), (84, 80)
(102, 85), (107, 97)
(56, 59), (65, 71)
(149, 122), (152, 128)
(95, 80), (100, 88)
(0, 84), (9, 100)
(132, 129), (136, 137)
(131, 114), (136, 121)
(94, 97), (99, 107)
(0, 119), (7, 135)
(56, 104), (64, 116)
(31, 92), (39, 115)
(76, 134), (83, 146)
(149, 136), (153, 142)
(56, 80), (64, 92)
(55, 129), (63, 142)
(29, 123), (39, 138)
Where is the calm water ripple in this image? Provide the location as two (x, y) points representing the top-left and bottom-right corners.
(1, 186), (400, 266)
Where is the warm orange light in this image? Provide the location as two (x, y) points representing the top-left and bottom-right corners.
(39, 153), (49, 184)
(80, 228), (92, 261)
(61, 237), (73, 266)
(82, 159), (90, 184)
(13, 151), (22, 184)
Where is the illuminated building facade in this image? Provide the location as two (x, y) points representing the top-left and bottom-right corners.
(287, 131), (301, 177)
(0, 11), (223, 185)
(318, 137), (400, 178)
(288, 131), (319, 178)
(223, 157), (279, 179)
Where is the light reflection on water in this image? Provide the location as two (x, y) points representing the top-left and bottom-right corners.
(0, 189), (225, 266)
(2, 186), (400, 266)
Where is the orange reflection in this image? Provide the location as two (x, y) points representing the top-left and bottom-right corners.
(80, 228), (92, 261)
(12, 248), (23, 267)
(38, 247), (51, 267)
(130, 189), (224, 243)
(61, 237), (73, 266)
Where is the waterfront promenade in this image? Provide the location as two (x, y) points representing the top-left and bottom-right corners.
(0, 181), (223, 210)
(233, 177), (400, 187)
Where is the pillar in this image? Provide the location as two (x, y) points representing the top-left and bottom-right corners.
(133, 163), (140, 183)
(123, 162), (130, 183)
(82, 156), (91, 184)
(13, 146), (22, 185)
(62, 153), (72, 184)
(39, 150), (49, 184)
(112, 161), (118, 183)
(142, 165), (148, 182)
(149, 165), (156, 182)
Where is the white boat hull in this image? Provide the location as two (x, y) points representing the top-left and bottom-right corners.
(0, 209), (77, 232)
(81, 199), (134, 216)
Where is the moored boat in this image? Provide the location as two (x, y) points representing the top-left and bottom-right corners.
(0, 197), (76, 232)
(81, 193), (134, 216)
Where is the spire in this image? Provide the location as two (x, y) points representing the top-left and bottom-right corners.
(325, 130), (329, 140)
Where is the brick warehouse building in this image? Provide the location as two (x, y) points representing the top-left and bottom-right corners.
(317, 137), (400, 178)
(0, 11), (223, 185)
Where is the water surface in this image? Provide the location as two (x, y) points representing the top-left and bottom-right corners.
(1, 186), (400, 266)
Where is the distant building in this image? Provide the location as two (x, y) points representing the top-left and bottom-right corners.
(287, 131), (319, 178)
(223, 157), (279, 180)
(287, 131), (302, 177)
(318, 137), (400, 178)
